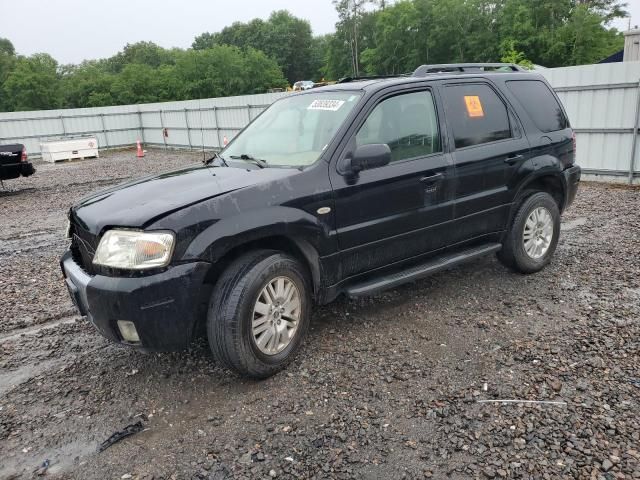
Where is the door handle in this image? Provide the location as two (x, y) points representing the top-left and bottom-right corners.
(420, 172), (444, 183)
(504, 154), (524, 165)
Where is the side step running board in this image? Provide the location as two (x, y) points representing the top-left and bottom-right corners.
(346, 243), (502, 297)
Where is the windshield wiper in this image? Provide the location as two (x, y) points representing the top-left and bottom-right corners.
(230, 154), (268, 169)
(203, 152), (229, 167)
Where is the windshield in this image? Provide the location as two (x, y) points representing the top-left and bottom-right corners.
(223, 91), (362, 167)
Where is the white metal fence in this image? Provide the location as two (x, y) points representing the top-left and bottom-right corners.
(0, 92), (287, 156)
(1, 62), (639, 183)
(538, 61), (640, 184)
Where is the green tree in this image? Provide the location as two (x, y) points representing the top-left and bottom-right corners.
(310, 34), (332, 80)
(331, 0), (376, 77)
(324, 31), (354, 80)
(174, 45), (286, 100)
(111, 63), (178, 105)
(263, 10), (315, 82)
(106, 41), (176, 73)
(242, 47), (288, 92)
(360, 1), (421, 75)
(340, 0), (626, 76)
(557, 3), (625, 65)
(192, 32), (217, 50)
(193, 10), (316, 83)
(500, 40), (534, 69)
(59, 61), (115, 108)
(3, 53), (60, 111)
(0, 38), (15, 56)
(0, 38), (17, 110)
(496, 0), (625, 67)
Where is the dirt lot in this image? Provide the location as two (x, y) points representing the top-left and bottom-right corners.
(0, 149), (639, 480)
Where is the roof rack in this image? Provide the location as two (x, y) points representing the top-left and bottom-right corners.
(413, 63), (525, 76)
(335, 64), (526, 84)
(337, 74), (409, 84)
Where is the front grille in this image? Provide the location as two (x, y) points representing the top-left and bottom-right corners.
(69, 221), (98, 275)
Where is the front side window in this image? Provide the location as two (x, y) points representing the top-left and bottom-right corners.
(224, 91), (362, 167)
(442, 84), (512, 149)
(356, 90), (441, 163)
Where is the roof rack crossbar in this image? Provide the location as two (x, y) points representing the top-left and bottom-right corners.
(413, 63), (525, 76)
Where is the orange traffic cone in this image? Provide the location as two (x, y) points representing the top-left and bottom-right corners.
(136, 139), (144, 158)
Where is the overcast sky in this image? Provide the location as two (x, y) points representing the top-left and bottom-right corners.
(1, 0), (339, 64)
(2, 0), (639, 65)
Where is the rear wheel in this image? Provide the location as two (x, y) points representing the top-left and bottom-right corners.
(498, 191), (560, 274)
(207, 250), (311, 378)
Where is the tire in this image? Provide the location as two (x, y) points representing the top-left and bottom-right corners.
(207, 250), (311, 378)
(497, 191), (560, 274)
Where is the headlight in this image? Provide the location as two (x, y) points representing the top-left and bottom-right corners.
(93, 230), (175, 270)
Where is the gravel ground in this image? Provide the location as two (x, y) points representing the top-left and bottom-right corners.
(0, 149), (638, 480)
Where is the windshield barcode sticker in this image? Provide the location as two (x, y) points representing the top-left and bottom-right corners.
(308, 99), (345, 111)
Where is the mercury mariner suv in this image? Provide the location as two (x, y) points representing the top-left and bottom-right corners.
(61, 63), (581, 378)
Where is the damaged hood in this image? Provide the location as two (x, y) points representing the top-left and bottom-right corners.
(71, 163), (296, 234)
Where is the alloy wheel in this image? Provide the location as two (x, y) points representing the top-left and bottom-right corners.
(251, 276), (301, 355)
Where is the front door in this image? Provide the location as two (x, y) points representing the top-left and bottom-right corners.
(329, 87), (455, 280)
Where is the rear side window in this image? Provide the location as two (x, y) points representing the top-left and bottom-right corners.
(442, 84), (512, 148)
(506, 80), (568, 132)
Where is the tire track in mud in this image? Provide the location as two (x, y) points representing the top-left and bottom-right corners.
(1, 178), (123, 197)
(0, 231), (66, 256)
(0, 314), (77, 343)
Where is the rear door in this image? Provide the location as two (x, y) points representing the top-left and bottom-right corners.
(329, 85), (455, 279)
(440, 81), (530, 243)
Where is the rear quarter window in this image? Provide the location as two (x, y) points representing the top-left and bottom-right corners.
(506, 80), (568, 132)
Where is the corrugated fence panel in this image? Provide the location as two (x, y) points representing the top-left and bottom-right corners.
(555, 87), (637, 130)
(540, 62), (640, 180)
(578, 133), (634, 171)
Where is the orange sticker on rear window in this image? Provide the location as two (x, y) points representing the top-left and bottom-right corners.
(464, 95), (484, 118)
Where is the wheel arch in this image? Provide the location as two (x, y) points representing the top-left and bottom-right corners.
(503, 171), (565, 237)
(202, 234), (321, 299)
(518, 173), (565, 211)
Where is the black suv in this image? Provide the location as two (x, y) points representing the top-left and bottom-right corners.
(61, 63), (581, 378)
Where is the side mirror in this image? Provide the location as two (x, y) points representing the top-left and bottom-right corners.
(349, 144), (391, 174)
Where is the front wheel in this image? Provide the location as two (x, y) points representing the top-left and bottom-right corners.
(497, 191), (561, 274)
(207, 250), (311, 378)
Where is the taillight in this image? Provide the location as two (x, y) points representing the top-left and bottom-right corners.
(572, 131), (576, 154)
(21, 147), (27, 163)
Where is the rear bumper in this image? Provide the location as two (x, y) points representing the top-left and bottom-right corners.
(60, 250), (210, 351)
(562, 165), (581, 211)
(0, 162), (35, 180)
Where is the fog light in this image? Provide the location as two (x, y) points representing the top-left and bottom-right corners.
(117, 320), (140, 343)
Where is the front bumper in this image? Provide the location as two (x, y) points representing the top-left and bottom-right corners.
(60, 251), (210, 351)
(0, 162), (35, 180)
(562, 164), (581, 211)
